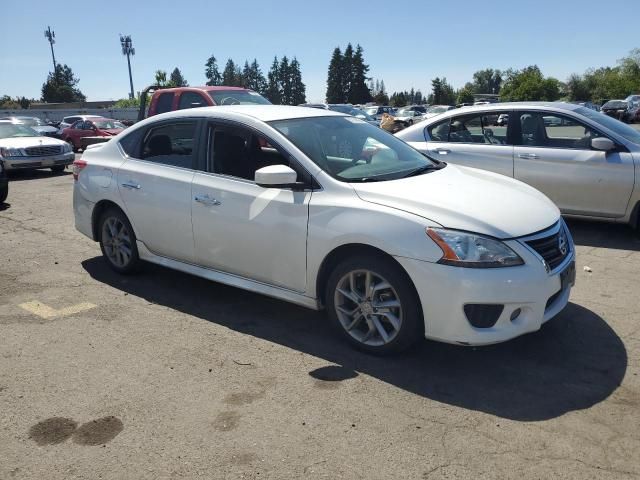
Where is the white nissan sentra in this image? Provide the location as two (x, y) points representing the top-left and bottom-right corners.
(73, 105), (575, 354)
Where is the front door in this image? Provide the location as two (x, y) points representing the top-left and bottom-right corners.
(425, 111), (514, 177)
(117, 120), (199, 261)
(191, 123), (310, 292)
(513, 110), (635, 217)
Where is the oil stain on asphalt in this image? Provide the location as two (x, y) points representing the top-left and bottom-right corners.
(28, 416), (123, 446)
(212, 411), (241, 432)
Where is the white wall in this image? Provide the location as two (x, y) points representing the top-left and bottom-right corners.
(0, 108), (140, 122)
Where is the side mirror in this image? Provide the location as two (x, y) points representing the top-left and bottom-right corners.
(591, 137), (615, 151)
(255, 165), (299, 188)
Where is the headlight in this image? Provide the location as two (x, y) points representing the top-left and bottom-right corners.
(426, 228), (524, 268)
(0, 147), (25, 158)
(62, 143), (72, 153)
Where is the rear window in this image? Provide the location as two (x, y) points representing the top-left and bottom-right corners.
(208, 90), (271, 106)
(155, 92), (174, 114)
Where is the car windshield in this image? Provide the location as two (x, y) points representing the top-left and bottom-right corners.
(209, 90), (271, 106)
(0, 124), (40, 138)
(330, 105), (375, 120)
(94, 120), (125, 129)
(576, 106), (640, 146)
(428, 106), (449, 114)
(269, 116), (441, 182)
(602, 101), (628, 109)
(365, 107), (378, 115)
(16, 117), (44, 126)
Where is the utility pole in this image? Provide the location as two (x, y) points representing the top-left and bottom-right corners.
(120, 35), (135, 100)
(44, 26), (57, 73)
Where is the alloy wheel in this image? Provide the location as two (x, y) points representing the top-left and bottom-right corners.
(101, 217), (133, 268)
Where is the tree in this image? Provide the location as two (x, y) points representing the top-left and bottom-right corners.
(456, 85), (475, 105)
(500, 66), (560, 101)
(169, 67), (188, 87)
(222, 59), (238, 86)
(471, 68), (502, 94)
(205, 54), (222, 86)
(41, 64), (86, 103)
(342, 44), (354, 101)
(390, 91), (407, 107)
(565, 73), (590, 101)
(265, 56), (282, 104)
(0, 95), (21, 109)
(289, 57), (306, 105)
(154, 70), (167, 86)
(370, 78), (389, 105)
(326, 47), (345, 103)
(279, 56), (292, 104)
(430, 77), (456, 105)
(241, 58), (267, 94)
(347, 44), (372, 104)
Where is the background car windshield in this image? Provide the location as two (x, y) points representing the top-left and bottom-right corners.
(0, 124), (39, 138)
(428, 106), (448, 113)
(17, 117), (43, 126)
(209, 90), (271, 105)
(269, 116), (437, 182)
(576, 106), (640, 145)
(602, 101), (627, 109)
(365, 107), (378, 115)
(94, 120), (125, 129)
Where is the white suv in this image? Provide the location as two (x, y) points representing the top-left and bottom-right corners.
(73, 105), (574, 353)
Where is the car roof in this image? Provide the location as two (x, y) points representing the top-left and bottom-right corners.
(158, 86), (253, 93)
(148, 105), (347, 123)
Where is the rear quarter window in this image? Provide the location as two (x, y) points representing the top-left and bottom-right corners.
(119, 128), (145, 157)
(154, 92), (174, 114)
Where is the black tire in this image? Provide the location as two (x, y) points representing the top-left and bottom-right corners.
(325, 254), (424, 354)
(408, 120), (413, 126)
(0, 184), (7, 204)
(98, 208), (141, 274)
(51, 165), (66, 173)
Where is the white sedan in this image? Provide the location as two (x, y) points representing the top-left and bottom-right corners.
(73, 106), (575, 353)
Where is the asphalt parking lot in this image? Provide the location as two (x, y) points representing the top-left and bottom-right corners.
(1, 155), (639, 479)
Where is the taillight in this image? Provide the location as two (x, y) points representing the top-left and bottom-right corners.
(72, 158), (87, 181)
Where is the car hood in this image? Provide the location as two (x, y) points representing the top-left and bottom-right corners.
(98, 129), (124, 136)
(32, 126), (58, 133)
(351, 164), (559, 238)
(0, 136), (66, 148)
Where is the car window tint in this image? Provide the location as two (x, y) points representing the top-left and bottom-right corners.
(447, 114), (507, 145)
(155, 92), (174, 114)
(119, 128), (145, 157)
(519, 112), (602, 149)
(141, 122), (196, 168)
(210, 126), (290, 181)
(178, 92), (207, 110)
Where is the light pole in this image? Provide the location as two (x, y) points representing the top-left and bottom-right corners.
(120, 35), (135, 100)
(44, 26), (57, 73)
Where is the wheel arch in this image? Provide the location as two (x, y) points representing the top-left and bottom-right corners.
(91, 199), (129, 241)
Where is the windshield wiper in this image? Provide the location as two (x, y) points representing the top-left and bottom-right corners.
(401, 164), (441, 178)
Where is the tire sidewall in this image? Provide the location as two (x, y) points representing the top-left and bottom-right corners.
(325, 255), (423, 354)
(98, 208), (140, 274)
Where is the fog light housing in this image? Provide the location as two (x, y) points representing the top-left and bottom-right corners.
(464, 304), (504, 328)
(510, 308), (522, 322)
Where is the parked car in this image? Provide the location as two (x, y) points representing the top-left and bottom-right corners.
(424, 105), (455, 119)
(301, 103), (380, 126)
(73, 105), (574, 353)
(0, 158), (7, 203)
(138, 85), (271, 121)
(625, 94), (640, 104)
(402, 105), (428, 114)
(0, 116), (59, 137)
(600, 100), (633, 122)
(57, 115), (104, 135)
(394, 109), (425, 126)
(61, 118), (126, 152)
(364, 105), (395, 120)
(0, 120), (74, 172)
(396, 102), (640, 228)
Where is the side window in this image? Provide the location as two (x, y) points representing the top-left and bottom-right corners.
(448, 114), (506, 145)
(178, 92), (207, 110)
(71, 121), (83, 129)
(519, 112), (602, 149)
(210, 126), (290, 181)
(140, 122), (196, 168)
(427, 120), (450, 141)
(155, 93), (174, 114)
(119, 128), (145, 157)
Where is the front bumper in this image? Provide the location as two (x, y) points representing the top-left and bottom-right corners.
(3, 152), (75, 170)
(395, 226), (575, 346)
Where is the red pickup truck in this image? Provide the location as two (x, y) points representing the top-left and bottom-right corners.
(138, 85), (271, 121)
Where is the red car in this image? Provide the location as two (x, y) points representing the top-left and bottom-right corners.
(62, 118), (126, 152)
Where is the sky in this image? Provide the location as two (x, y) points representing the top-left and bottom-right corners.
(1, 0), (638, 103)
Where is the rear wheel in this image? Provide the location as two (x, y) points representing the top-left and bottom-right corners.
(98, 208), (140, 274)
(325, 254), (423, 354)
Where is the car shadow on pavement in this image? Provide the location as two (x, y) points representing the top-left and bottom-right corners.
(566, 218), (640, 251)
(82, 257), (627, 422)
(7, 170), (72, 182)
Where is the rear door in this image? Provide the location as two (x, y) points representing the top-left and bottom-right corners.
(513, 110), (635, 217)
(424, 111), (514, 177)
(117, 119), (200, 261)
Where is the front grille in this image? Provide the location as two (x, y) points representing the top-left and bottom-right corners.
(525, 227), (569, 271)
(24, 145), (62, 157)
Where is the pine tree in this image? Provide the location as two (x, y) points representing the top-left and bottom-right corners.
(289, 57), (306, 105)
(234, 65), (243, 86)
(249, 59), (267, 94)
(266, 56), (282, 104)
(41, 64), (85, 103)
(205, 54), (222, 86)
(326, 47), (344, 103)
(169, 67), (188, 87)
(222, 59), (237, 86)
(154, 70), (167, 86)
(348, 44), (372, 104)
(342, 44), (354, 103)
(280, 56), (292, 105)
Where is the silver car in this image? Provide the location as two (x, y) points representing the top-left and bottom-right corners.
(396, 102), (640, 228)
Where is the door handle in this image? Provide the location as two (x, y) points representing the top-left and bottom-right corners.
(434, 149), (451, 155)
(194, 194), (221, 206)
(518, 153), (540, 159)
(121, 181), (141, 189)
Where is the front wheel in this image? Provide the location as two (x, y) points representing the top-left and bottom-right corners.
(325, 255), (423, 354)
(98, 208), (140, 274)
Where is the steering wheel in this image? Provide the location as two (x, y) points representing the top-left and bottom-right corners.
(220, 97), (241, 105)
